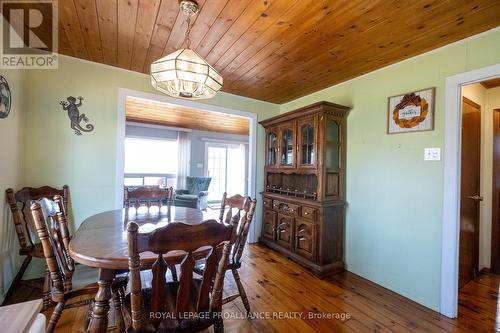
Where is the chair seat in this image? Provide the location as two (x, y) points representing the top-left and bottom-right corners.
(123, 280), (216, 333)
(174, 194), (199, 201)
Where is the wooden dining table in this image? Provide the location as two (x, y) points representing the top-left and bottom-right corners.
(68, 206), (220, 333)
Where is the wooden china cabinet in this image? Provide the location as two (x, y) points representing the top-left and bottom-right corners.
(259, 101), (350, 278)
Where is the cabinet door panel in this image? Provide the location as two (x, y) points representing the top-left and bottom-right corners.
(279, 121), (296, 168)
(263, 210), (277, 241)
(266, 127), (279, 169)
(297, 116), (317, 169)
(276, 214), (294, 249)
(295, 220), (316, 261)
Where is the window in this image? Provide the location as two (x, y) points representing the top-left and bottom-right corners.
(205, 143), (246, 202)
(124, 137), (178, 187)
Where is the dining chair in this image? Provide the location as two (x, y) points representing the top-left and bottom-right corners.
(30, 196), (128, 333)
(124, 186), (173, 211)
(4, 185), (70, 309)
(123, 186), (178, 282)
(125, 215), (238, 333)
(211, 193), (257, 314)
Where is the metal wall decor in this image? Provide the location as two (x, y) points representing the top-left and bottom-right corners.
(0, 75), (12, 119)
(59, 96), (95, 135)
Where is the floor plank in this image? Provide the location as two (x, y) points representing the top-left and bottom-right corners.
(5, 244), (500, 332)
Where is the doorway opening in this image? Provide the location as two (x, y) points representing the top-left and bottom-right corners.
(115, 88), (258, 240)
(441, 64), (500, 318)
(459, 81), (500, 286)
(205, 142), (247, 205)
(455, 79), (500, 324)
(458, 95), (481, 289)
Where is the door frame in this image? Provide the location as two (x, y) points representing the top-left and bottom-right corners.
(116, 88), (258, 241)
(441, 63), (500, 318)
(491, 109), (500, 273)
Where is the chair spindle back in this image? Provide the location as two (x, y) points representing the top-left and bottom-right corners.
(6, 185), (69, 251)
(219, 193), (257, 265)
(127, 216), (237, 332)
(30, 195), (74, 301)
(124, 186), (173, 210)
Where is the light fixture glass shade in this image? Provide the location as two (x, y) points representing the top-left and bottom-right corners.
(151, 49), (223, 99)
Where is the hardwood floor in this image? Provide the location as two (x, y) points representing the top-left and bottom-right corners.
(6, 244), (500, 332)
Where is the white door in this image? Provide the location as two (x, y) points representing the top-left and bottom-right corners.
(205, 143), (246, 202)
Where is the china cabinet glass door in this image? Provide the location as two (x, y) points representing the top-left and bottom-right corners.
(298, 117), (316, 168)
(325, 118), (340, 170)
(280, 123), (295, 167)
(266, 128), (278, 168)
(324, 116), (342, 198)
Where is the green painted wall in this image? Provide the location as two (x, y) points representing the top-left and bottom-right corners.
(0, 69), (25, 302)
(21, 56), (279, 277)
(280, 29), (500, 310)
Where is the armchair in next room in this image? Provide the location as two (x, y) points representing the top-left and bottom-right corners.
(173, 176), (212, 210)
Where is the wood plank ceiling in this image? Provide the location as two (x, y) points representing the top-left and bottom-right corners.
(481, 77), (500, 89)
(44, 1), (500, 103)
(126, 96), (250, 135)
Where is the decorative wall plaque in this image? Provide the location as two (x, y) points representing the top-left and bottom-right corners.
(387, 87), (435, 134)
(0, 75), (12, 119)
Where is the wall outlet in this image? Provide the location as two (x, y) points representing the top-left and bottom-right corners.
(424, 147), (441, 161)
(196, 163), (203, 168)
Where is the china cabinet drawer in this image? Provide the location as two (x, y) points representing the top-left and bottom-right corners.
(263, 198), (273, 210)
(273, 200), (300, 217)
(301, 206), (317, 221)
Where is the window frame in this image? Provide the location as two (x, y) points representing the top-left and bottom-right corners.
(204, 141), (247, 203)
(124, 135), (178, 187)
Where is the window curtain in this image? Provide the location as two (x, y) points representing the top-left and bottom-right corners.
(226, 144), (247, 196)
(177, 131), (190, 189)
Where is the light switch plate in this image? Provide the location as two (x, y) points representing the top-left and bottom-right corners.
(424, 147), (441, 161)
(196, 163), (203, 168)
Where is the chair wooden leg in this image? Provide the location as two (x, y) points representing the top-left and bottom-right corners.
(119, 286), (126, 304)
(1, 255), (31, 305)
(42, 266), (53, 310)
(85, 300), (94, 331)
(168, 264), (178, 282)
(232, 268), (250, 314)
(213, 317), (224, 333)
(46, 301), (65, 333)
(112, 285), (126, 333)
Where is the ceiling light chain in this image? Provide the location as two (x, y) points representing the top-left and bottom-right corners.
(185, 15), (192, 49)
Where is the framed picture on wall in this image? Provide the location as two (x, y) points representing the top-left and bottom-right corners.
(387, 87), (435, 134)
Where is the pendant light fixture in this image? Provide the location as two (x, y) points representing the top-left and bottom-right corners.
(150, 0), (223, 99)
